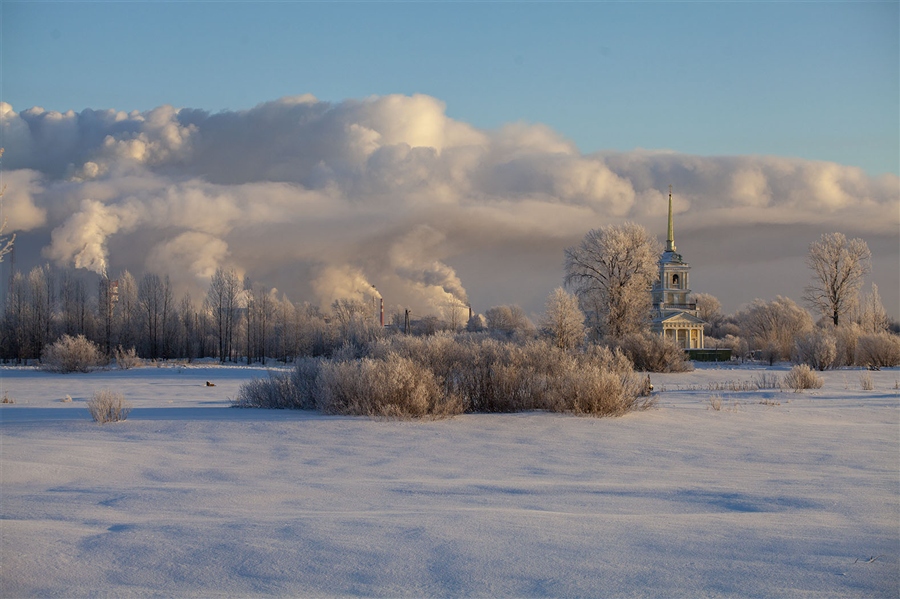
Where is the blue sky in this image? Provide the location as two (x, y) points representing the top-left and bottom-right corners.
(1, 1), (898, 320)
(3, 1), (898, 176)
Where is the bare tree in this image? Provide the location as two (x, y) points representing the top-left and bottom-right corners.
(242, 276), (254, 365)
(115, 270), (139, 351)
(331, 297), (380, 346)
(2, 271), (27, 361)
(207, 267), (240, 362)
(253, 284), (274, 364)
(59, 270), (90, 337)
(177, 293), (200, 361)
(693, 292), (723, 337)
(564, 222), (661, 339)
(331, 298), (370, 328)
(138, 273), (173, 359)
(738, 296), (813, 364)
(238, 278), (276, 365)
(484, 304), (534, 339)
(858, 283), (889, 334)
(803, 232), (871, 327)
(540, 287), (585, 351)
(275, 294), (296, 361)
(693, 292), (721, 324)
(27, 265), (53, 359)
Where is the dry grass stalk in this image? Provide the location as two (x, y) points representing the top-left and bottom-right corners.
(859, 371), (874, 391)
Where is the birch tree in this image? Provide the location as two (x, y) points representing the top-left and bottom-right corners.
(803, 232), (871, 327)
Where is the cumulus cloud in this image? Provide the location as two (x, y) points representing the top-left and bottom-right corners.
(0, 169), (47, 231)
(1, 94), (897, 317)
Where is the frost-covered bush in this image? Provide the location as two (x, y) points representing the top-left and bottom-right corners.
(834, 324), (861, 367)
(547, 346), (651, 416)
(855, 333), (900, 370)
(87, 389), (131, 423)
(114, 345), (141, 370)
(317, 353), (457, 418)
(792, 329), (837, 371)
(235, 334), (653, 418)
(383, 336), (649, 417)
(782, 364), (823, 392)
(41, 334), (103, 373)
(233, 358), (321, 409)
(612, 333), (693, 373)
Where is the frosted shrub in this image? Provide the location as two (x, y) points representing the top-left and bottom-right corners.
(549, 360), (649, 416)
(573, 346), (650, 415)
(317, 353), (458, 418)
(233, 358), (321, 409)
(834, 324), (861, 367)
(453, 340), (649, 416)
(782, 364), (824, 392)
(114, 345), (141, 370)
(855, 333), (900, 370)
(792, 330), (837, 371)
(41, 334), (103, 373)
(370, 333), (478, 401)
(613, 333), (693, 373)
(236, 334), (653, 419)
(87, 389), (131, 423)
(233, 377), (285, 409)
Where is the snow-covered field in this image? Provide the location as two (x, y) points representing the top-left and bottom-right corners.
(1, 362), (897, 598)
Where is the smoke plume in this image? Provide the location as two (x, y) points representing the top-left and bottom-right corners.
(1, 95), (897, 317)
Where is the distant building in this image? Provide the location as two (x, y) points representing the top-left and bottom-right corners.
(650, 188), (706, 349)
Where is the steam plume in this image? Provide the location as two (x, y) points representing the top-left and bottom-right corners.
(1, 94), (896, 316)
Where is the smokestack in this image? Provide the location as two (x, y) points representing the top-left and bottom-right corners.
(468, 304), (473, 322)
(380, 298), (384, 327)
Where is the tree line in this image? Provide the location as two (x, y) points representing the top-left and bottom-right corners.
(0, 227), (897, 370)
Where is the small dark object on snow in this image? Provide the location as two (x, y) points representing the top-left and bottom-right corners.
(206, 381), (216, 387)
(641, 375), (653, 396)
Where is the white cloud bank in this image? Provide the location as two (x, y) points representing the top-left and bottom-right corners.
(1, 95), (897, 317)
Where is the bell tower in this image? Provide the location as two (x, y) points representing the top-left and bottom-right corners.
(651, 187), (705, 349)
(652, 186), (695, 315)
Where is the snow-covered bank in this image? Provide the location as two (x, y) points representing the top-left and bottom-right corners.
(1, 364), (898, 598)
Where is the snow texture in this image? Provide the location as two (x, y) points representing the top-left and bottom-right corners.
(1, 363), (897, 597)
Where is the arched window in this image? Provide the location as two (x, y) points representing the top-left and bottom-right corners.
(672, 274), (680, 288)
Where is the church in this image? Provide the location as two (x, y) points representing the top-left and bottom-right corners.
(650, 188), (706, 350)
